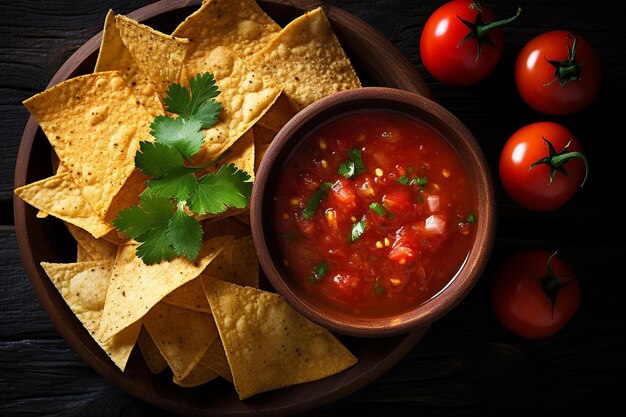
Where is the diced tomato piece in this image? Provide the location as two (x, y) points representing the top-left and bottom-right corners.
(294, 214), (315, 236)
(330, 179), (358, 212)
(329, 272), (364, 302)
(383, 189), (413, 214)
(388, 244), (417, 264)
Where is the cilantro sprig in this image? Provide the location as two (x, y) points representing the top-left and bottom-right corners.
(338, 148), (365, 179)
(114, 73), (252, 265)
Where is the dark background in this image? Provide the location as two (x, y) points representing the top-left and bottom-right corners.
(1, 0), (624, 416)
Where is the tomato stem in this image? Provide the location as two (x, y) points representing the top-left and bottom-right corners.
(539, 251), (575, 318)
(544, 34), (583, 87)
(530, 138), (589, 187)
(457, 6), (522, 61)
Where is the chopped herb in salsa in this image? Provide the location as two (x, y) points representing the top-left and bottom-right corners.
(338, 148), (365, 179)
(308, 260), (329, 284)
(301, 182), (333, 220)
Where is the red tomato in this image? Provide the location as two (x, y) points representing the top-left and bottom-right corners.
(499, 122), (588, 211)
(515, 30), (601, 115)
(329, 272), (364, 303)
(491, 250), (581, 339)
(420, 1), (521, 86)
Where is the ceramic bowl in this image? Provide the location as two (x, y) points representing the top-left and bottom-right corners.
(251, 87), (497, 337)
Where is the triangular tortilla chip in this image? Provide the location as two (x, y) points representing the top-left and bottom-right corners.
(14, 172), (113, 238)
(65, 222), (117, 261)
(41, 261), (141, 371)
(173, 348), (219, 387)
(143, 302), (218, 380)
(98, 235), (233, 341)
(199, 236), (259, 288)
(22, 71), (152, 218)
(172, 0), (280, 67)
(136, 326), (168, 374)
(253, 124), (277, 173)
(77, 244), (94, 262)
(251, 7), (361, 110)
(95, 10), (164, 116)
(203, 278), (357, 399)
(115, 14), (189, 99)
(163, 278), (210, 313)
(256, 93), (297, 132)
(202, 337), (233, 383)
(220, 128), (255, 180)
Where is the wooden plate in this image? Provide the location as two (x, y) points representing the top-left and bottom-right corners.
(13, 0), (432, 415)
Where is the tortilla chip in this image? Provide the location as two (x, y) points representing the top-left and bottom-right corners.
(256, 93), (297, 132)
(202, 337), (233, 383)
(22, 71), (152, 218)
(104, 168), (147, 225)
(144, 302), (218, 380)
(253, 124), (277, 173)
(252, 8), (361, 110)
(36, 211), (49, 219)
(172, 0), (280, 71)
(65, 222), (117, 261)
(163, 278), (210, 313)
(203, 278), (357, 399)
(173, 349), (219, 387)
(202, 217), (251, 239)
(137, 326), (168, 374)
(220, 128), (255, 180)
(199, 236), (259, 289)
(41, 261), (141, 371)
(115, 14), (189, 99)
(95, 10), (164, 116)
(14, 172), (113, 238)
(77, 244), (94, 262)
(192, 58), (281, 165)
(98, 235), (233, 341)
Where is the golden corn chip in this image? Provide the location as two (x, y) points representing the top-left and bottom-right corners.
(65, 222), (117, 261)
(144, 302), (218, 381)
(98, 236), (233, 341)
(163, 277), (210, 313)
(203, 278), (357, 400)
(41, 261), (141, 371)
(221, 128), (255, 180)
(253, 124), (277, 173)
(173, 348), (219, 388)
(104, 168), (147, 226)
(172, 0), (280, 70)
(137, 326), (169, 374)
(199, 236), (259, 289)
(22, 71), (152, 219)
(252, 7), (361, 110)
(14, 172), (113, 238)
(95, 10), (164, 116)
(202, 337), (233, 383)
(77, 244), (94, 262)
(115, 14), (189, 99)
(256, 93), (297, 132)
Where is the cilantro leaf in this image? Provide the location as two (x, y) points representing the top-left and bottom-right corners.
(135, 141), (187, 178)
(136, 228), (176, 265)
(166, 207), (203, 260)
(351, 219), (366, 242)
(397, 176), (410, 185)
(338, 148), (365, 179)
(113, 195), (175, 240)
(187, 163), (252, 215)
(466, 213), (476, 223)
(369, 202), (387, 216)
(143, 170), (198, 201)
(150, 116), (204, 160)
(308, 260), (329, 284)
(301, 182), (333, 220)
(163, 72), (221, 128)
(397, 175), (428, 187)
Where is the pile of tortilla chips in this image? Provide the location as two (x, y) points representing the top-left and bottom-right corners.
(14, 0), (361, 400)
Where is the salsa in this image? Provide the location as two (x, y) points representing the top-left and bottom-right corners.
(272, 110), (477, 317)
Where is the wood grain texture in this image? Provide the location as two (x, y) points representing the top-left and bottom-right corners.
(1, 0), (625, 416)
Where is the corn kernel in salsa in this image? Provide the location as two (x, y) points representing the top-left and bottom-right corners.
(273, 110), (477, 317)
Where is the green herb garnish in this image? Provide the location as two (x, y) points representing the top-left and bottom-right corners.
(301, 182), (333, 220)
(338, 148), (365, 179)
(369, 201), (395, 219)
(351, 218), (366, 242)
(308, 260), (329, 284)
(114, 72), (252, 265)
(397, 176), (428, 187)
(466, 213), (476, 223)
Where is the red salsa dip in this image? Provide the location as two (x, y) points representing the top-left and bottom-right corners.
(272, 110), (477, 317)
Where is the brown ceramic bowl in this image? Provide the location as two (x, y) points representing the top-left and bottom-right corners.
(251, 87), (497, 337)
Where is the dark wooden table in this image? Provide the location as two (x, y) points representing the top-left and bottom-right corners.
(2, 0), (624, 416)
